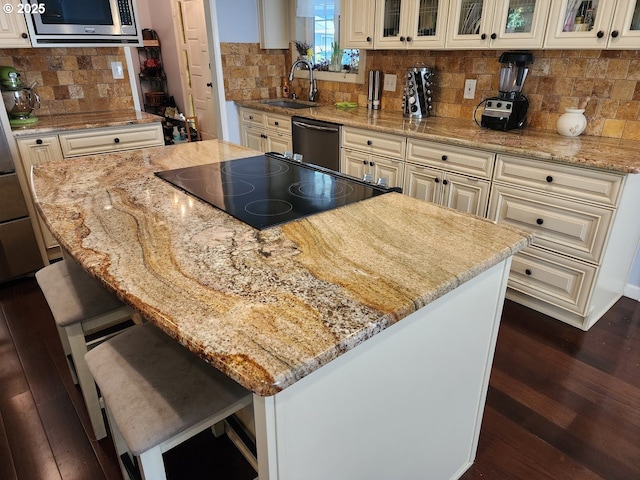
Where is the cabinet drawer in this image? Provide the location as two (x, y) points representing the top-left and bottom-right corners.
(406, 139), (495, 179)
(489, 184), (613, 264)
(342, 127), (405, 158)
(60, 124), (164, 157)
(495, 154), (623, 206)
(240, 109), (266, 126)
(265, 113), (291, 134)
(508, 246), (596, 316)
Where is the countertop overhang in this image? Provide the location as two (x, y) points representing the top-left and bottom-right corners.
(236, 101), (640, 174)
(11, 109), (163, 136)
(31, 140), (533, 396)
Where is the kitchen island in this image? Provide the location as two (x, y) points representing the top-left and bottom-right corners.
(31, 140), (533, 480)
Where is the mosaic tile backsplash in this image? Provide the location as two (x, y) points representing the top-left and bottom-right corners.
(0, 47), (134, 116)
(221, 44), (640, 141)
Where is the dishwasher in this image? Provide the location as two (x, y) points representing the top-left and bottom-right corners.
(291, 116), (341, 172)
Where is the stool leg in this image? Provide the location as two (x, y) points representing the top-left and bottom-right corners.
(56, 324), (78, 385)
(139, 446), (168, 480)
(106, 406), (134, 480)
(65, 322), (107, 440)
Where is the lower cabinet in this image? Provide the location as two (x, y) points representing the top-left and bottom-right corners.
(342, 149), (405, 189)
(404, 163), (490, 216)
(489, 153), (640, 330)
(16, 122), (164, 261)
(239, 108), (292, 154)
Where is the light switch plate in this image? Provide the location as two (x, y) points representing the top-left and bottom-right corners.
(464, 79), (477, 99)
(383, 74), (397, 91)
(111, 61), (124, 80)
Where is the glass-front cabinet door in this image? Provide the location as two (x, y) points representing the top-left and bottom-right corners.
(374, 0), (448, 49)
(446, 0), (550, 48)
(544, 0), (617, 48)
(610, 0), (640, 48)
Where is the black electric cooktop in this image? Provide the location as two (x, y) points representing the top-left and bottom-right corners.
(155, 153), (399, 230)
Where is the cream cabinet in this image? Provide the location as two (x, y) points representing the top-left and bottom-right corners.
(340, 0), (377, 48)
(545, 0), (640, 49)
(341, 126), (406, 188)
(239, 108), (292, 154)
(445, 0), (551, 49)
(0, 0), (30, 47)
(404, 138), (493, 216)
(373, 0), (450, 49)
(489, 153), (640, 330)
(16, 122), (164, 261)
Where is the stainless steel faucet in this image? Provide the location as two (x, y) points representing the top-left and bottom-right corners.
(288, 59), (318, 102)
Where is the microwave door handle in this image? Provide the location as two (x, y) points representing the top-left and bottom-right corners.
(292, 120), (339, 133)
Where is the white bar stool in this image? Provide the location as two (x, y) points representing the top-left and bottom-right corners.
(85, 322), (253, 480)
(35, 258), (136, 440)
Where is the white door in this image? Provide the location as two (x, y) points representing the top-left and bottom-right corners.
(172, 0), (217, 140)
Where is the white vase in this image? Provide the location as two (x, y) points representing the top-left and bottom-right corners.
(556, 108), (587, 137)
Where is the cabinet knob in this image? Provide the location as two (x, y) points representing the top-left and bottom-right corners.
(249, 115), (253, 120)
(597, 30), (605, 38)
(406, 36), (412, 42)
(400, 36), (406, 42)
(366, 36), (372, 42)
(434, 178), (440, 183)
(490, 33), (497, 40)
(369, 161), (374, 166)
(546, 175), (553, 183)
(366, 140), (372, 146)
(362, 160), (367, 165)
(481, 33), (487, 40)
(441, 155), (448, 161)
(36, 139), (43, 145)
(536, 218), (544, 225)
(525, 269), (532, 276)
(274, 121), (279, 126)
(114, 137), (120, 143)
(206, 82), (213, 87)
(442, 179), (449, 185)
(611, 30), (619, 38)
(21, 33), (28, 39)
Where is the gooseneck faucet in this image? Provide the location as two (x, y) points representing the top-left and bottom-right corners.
(288, 59), (318, 102)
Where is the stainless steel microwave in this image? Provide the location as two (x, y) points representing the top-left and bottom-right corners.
(21, 0), (143, 47)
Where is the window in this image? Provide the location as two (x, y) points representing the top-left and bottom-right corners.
(293, 0), (365, 83)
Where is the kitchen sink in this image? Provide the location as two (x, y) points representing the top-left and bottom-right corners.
(260, 99), (318, 109)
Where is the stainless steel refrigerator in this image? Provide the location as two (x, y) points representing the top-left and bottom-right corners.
(0, 119), (43, 281)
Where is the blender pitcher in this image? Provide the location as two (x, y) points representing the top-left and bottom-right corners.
(498, 52), (533, 100)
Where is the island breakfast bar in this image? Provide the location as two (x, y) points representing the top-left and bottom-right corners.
(31, 140), (533, 480)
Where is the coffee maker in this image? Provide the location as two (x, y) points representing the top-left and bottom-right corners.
(480, 52), (533, 131)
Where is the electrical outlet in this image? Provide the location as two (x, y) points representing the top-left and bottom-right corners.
(464, 79), (477, 99)
(111, 61), (124, 80)
(383, 74), (397, 91)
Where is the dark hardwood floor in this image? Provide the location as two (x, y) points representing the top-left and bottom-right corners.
(1, 275), (639, 479)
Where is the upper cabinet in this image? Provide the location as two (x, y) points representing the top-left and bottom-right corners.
(374, 0), (450, 49)
(545, 0), (640, 49)
(341, 0), (377, 48)
(445, 0), (551, 49)
(0, 0), (30, 48)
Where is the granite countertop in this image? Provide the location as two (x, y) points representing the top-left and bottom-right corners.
(31, 139), (533, 396)
(12, 109), (163, 136)
(236, 100), (640, 174)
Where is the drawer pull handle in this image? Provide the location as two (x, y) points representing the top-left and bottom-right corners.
(546, 175), (553, 183)
(114, 138), (120, 143)
(366, 140), (373, 146)
(36, 139), (43, 145)
(441, 155), (448, 161)
(525, 269), (532, 276)
(536, 218), (544, 225)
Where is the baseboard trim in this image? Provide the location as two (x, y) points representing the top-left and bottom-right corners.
(624, 283), (640, 301)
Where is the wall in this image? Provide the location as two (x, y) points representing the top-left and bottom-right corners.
(0, 47), (134, 115)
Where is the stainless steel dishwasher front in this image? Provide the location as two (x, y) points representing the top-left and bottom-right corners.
(291, 116), (341, 172)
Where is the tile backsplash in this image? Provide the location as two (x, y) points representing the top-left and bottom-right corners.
(0, 47), (134, 116)
(221, 43), (640, 141)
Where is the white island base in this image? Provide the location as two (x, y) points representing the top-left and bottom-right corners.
(254, 259), (512, 480)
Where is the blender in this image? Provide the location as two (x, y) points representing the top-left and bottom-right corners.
(0, 66), (40, 126)
(480, 52), (534, 131)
